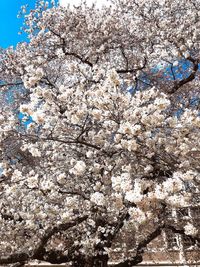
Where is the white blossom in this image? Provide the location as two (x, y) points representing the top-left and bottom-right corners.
(184, 223), (198, 236)
(0, 0), (199, 264)
(70, 161), (86, 176)
(90, 192), (105, 206)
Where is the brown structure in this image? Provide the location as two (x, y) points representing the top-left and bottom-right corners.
(109, 205), (200, 266)
(26, 205), (200, 267)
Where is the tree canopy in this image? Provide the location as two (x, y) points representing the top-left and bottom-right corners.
(0, 1), (200, 266)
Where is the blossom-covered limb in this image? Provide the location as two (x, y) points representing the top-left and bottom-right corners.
(111, 224), (165, 267)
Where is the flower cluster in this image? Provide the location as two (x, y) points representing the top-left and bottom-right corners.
(0, 0), (199, 265)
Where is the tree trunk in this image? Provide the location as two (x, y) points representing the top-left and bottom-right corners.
(73, 253), (109, 267)
(92, 253), (109, 267)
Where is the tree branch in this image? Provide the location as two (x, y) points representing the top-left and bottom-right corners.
(0, 215), (88, 265)
(170, 56), (199, 94)
(116, 57), (147, 74)
(111, 224), (164, 267)
(0, 82), (23, 88)
(166, 224), (200, 245)
(0, 253), (29, 265)
(33, 215), (88, 258)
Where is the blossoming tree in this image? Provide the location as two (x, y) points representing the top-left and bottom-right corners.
(0, 0), (200, 266)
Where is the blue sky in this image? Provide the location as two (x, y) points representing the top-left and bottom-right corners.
(0, 0), (37, 48)
(0, 0), (60, 49)
(0, 0), (108, 48)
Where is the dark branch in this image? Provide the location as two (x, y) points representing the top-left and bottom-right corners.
(0, 82), (23, 88)
(1, 213), (23, 223)
(105, 211), (130, 248)
(166, 224), (200, 245)
(33, 215), (88, 258)
(63, 51), (93, 67)
(116, 57), (147, 74)
(48, 28), (93, 67)
(170, 56), (199, 94)
(0, 253), (29, 265)
(111, 224), (164, 267)
(0, 215), (88, 265)
(58, 189), (90, 200)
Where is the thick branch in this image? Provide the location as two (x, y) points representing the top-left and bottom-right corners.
(0, 253), (29, 265)
(166, 225), (200, 245)
(0, 215), (88, 265)
(111, 224), (164, 267)
(35, 245), (81, 264)
(33, 215), (88, 258)
(171, 56), (199, 94)
(104, 211), (130, 248)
